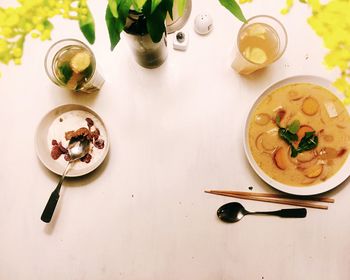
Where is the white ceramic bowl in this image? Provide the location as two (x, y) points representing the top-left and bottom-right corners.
(35, 104), (109, 177)
(243, 75), (350, 195)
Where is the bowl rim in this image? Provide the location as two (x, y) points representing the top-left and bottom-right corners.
(243, 75), (350, 196)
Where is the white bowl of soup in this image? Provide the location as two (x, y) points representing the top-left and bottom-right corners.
(244, 75), (350, 195)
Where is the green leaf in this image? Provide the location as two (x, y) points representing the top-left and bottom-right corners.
(297, 131), (318, 152)
(105, 6), (120, 50)
(144, 0), (166, 43)
(151, 0), (162, 13)
(218, 0), (247, 23)
(58, 62), (73, 84)
(275, 115), (281, 127)
(291, 145), (298, 158)
(79, 5), (95, 44)
(163, 0), (174, 19)
(279, 128), (318, 158)
(288, 120), (300, 134)
(108, 0), (118, 18)
(132, 0), (147, 11)
(279, 128), (298, 143)
(177, 0), (186, 16)
(105, 0), (132, 50)
(278, 128), (299, 158)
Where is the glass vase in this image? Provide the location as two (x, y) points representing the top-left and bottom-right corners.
(124, 11), (167, 69)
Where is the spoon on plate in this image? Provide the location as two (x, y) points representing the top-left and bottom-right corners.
(41, 137), (90, 223)
(217, 202), (307, 223)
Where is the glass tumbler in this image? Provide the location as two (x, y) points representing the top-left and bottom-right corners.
(45, 39), (104, 93)
(231, 15), (288, 75)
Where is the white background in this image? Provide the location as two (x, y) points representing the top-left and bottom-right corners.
(1, 0), (349, 279)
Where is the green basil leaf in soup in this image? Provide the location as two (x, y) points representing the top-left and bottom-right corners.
(279, 128), (298, 143)
(298, 131), (318, 152)
(275, 115), (281, 127)
(291, 145), (299, 158)
(288, 120), (300, 134)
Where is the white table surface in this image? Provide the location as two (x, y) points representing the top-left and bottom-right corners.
(1, 1), (350, 279)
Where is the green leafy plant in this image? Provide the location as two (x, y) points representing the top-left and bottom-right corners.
(104, 0), (246, 50)
(0, 0), (246, 76)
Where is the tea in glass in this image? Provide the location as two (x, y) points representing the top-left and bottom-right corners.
(45, 39), (104, 93)
(232, 15), (287, 75)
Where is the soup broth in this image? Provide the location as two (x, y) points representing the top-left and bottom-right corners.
(248, 83), (350, 186)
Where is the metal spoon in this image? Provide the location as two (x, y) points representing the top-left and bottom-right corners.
(217, 202), (307, 223)
(41, 138), (90, 223)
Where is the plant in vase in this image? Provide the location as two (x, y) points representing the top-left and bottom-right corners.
(0, 0), (246, 72)
(104, 0), (247, 68)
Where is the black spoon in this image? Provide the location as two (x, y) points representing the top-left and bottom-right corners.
(217, 202), (307, 223)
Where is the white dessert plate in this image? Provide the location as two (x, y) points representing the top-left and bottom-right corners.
(243, 75), (350, 196)
(35, 104), (109, 177)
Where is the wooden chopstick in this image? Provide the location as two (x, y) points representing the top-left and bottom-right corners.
(205, 190), (330, 210)
(205, 190), (334, 203)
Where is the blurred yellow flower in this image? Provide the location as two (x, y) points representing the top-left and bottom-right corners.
(0, 0), (84, 69)
(241, 0), (350, 102)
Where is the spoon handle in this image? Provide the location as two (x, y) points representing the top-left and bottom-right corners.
(255, 208), (307, 218)
(41, 185), (60, 223)
(41, 162), (71, 223)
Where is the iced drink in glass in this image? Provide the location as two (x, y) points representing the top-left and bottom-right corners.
(232, 15), (287, 75)
(45, 39), (104, 93)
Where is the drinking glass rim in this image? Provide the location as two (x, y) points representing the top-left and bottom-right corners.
(236, 15), (288, 66)
(44, 38), (96, 87)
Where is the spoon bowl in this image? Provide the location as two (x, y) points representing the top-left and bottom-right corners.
(217, 202), (307, 223)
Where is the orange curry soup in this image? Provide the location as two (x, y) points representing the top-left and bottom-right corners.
(248, 83), (350, 186)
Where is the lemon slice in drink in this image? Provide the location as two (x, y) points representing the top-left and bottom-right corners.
(248, 24), (266, 39)
(70, 51), (91, 73)
(243, 47), (267, 64)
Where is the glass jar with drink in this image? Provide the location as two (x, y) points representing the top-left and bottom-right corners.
(231, 15), (288, 75)
(45, 39), (105, 93)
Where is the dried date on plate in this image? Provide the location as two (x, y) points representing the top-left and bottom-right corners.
(51, 145), (62, 160)
(50, 118), (105, 163)
(80, 153), (92, 163)
(58, 142), (68, 154)
(86, 117), (94, 128)
(94, 139), (104, 149)
(91, 128), (100, 140)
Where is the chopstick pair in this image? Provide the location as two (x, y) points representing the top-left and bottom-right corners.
(204, 190), (334, 210)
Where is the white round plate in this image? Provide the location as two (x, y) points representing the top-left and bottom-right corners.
(35, 104), (109, 177)
(243, 75), (350, 196)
